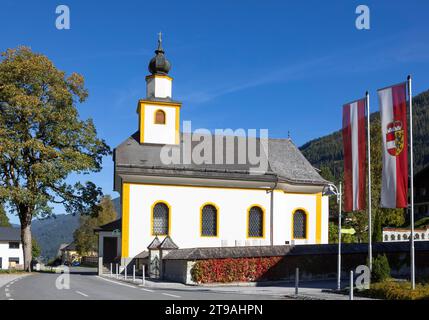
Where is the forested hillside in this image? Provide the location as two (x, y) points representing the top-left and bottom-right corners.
(300, 89), (429, 178)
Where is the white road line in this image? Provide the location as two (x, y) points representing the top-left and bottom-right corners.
(75, 290), (89, 297)
(8, 298), (14, 300)
(5, 292), (11, 298)
(5, 285), (9, 289)
(141, 288), (155, 293)
(162, 293), (181, 298)
(5, 288), (9, 292)
(96, 276), (137, 289)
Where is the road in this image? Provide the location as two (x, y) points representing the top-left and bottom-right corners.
(0, 268), (287, 300)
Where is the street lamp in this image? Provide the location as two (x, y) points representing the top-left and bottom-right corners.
(322, 182), (342, 291)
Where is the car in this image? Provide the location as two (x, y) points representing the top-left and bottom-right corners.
(71, 261), (80, 266)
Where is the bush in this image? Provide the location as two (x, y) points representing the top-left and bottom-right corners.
(366, 280), (429, 300)
(191, 257), (283, 283)
(371, 254), (391, 282)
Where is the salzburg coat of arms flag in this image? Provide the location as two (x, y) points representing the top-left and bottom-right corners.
(342, 99), (367, 212)
(378, 82), (408, 208)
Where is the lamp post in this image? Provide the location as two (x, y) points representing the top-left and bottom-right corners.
(323, 182), (342, 291)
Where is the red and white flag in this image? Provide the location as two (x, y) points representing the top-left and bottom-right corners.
(378, 83), (408, 208)
(342, 99), (367, 212)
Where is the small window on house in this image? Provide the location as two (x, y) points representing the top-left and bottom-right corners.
(391, 234), (395, 241)
(9, 242), (19, 249)
(152, 202), (169, 235)
(248, 206), (264, 238)
(293, 209), (307, 239)
(384, 235), (388, 242)
(154, 109), (166, 124)
(403, 234), (408, 240)
(8, 257), (19, 264)
(201, 204), (218, 237)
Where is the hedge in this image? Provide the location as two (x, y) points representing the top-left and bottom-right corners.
(191, 257), (283, 283)
(363, 280), (429, 300)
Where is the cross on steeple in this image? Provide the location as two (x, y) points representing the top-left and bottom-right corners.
(157, 31), (163, 51)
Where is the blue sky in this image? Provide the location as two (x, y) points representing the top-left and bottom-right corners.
(2, 0), (429, 223)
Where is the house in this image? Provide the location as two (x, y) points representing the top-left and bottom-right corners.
(59, 242), (79, 264)
(0, 227), (24, 270)
(383, 227), (429, 242)
(97, 35), (331, 273)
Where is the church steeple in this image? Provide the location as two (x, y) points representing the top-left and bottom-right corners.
(148, 32), (171, 76)
(138, 33), (181, 145)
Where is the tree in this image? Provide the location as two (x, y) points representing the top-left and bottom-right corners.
(74, 195), (117, 255)
(32, 238), (41, 259)
(0, 202), (11, 227)
(0, 47), (111, 271)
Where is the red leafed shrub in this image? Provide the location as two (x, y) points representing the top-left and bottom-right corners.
(191, 257), (283, 283)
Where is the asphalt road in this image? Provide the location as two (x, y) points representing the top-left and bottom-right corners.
(0, 268), (286, 300)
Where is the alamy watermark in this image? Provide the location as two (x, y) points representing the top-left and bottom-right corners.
(160, 121), (269, 176)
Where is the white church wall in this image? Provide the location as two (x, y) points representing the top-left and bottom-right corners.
(143, 104), (177, 144)
(146, 76), (172, 99)
(124, 183), (329, 259)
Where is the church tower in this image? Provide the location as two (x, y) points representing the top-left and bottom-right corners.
(137, 33), (181, 145)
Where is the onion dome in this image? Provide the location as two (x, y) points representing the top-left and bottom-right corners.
(148, 32), (171, 75)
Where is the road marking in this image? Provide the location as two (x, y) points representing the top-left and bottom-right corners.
(141, 288), (155, 292)
(96, 276), (137, 289)
(75, 290), (89, 297)
(162, 293), (181, 298)
(5, 285), (9, 288)
(5, 292), (11, 298)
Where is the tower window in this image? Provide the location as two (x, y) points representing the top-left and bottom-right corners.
(248, 206), (264, 238)
(201, 204), (218, 237)
(293, 209), (307, 239)
(152, 202), (169, 235)
(154, 109), (166, 124)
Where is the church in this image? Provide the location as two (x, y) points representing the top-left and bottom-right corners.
(96, 35), (330, 270)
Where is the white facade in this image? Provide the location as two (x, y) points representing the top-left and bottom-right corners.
(383, 228), (429, 242)
(0, 241), (23, 270)
(139, 103), (179, 145)
(123, 183), (329, 259)
(146, 75), (172, 99)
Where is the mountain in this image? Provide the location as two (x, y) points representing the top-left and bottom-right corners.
(300, 89), (429, 178)
(31, 214), (80, 261)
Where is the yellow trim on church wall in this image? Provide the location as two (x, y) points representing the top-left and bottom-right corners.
(121, 183), (130, 258)
(315, 192), (322, 244)
(139, 103), (145, 143)
(175, 106), (180, 144)
(199, 202), (220, 238)
(150, 200), (172, 236)
(246, 204), (265, 239)
(145, 74), (173, 81)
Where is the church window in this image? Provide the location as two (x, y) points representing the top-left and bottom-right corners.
(154, 109), (166, 124)
(248, 206), (264, 238)
(201, 204), (218, 237)
(152, 202), (169, 235)
(293, 209), (307, 239)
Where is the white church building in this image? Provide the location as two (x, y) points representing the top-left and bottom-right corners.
(97, 35), (331, 269)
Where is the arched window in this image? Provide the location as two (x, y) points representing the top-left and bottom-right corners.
(248, 206), (264, 238)
(152, 202), (169, 235)
(391, 234), (395, 241)
(422, 233), (425, 240)
(384, 235), (388, 242)
(403, 234), (408, 240)
(154, 109), (166, 124)
(293, 209), (307, 239)
(201, 204), (218, 237)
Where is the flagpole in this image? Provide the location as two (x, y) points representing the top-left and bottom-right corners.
(366, 91), (372, 272)
(407, 75), (415, 290)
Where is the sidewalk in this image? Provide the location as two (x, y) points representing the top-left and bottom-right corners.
(0, 273), (30, 288)
(99, 273), (375, 300)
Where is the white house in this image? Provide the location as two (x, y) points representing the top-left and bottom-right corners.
(383, 227), (429, 242)
(0, 227), (23, 270)
(97, 35), (331, 269)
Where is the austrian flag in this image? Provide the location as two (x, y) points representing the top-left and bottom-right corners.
(342, 99), (367, 212)
(378, 83), (408, 208)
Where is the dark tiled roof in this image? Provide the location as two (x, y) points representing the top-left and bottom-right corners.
(95, 219), (122, 232)
(114, 132), (327, 185)
(0, 227), (21, 241)
(163, 242), (429, 260)
(62, 242), (77, 251)
(147, 236), (161, 249)
(135, 250), (149, 259)
(159, 236), (179, 249)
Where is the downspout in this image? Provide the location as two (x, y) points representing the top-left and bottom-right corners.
(269, 178), (278, 246)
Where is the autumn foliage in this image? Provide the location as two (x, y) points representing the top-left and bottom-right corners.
(191, 257), (283, 283)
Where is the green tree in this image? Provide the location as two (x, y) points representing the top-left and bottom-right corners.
(0, 202), (11, 227)
(0, 47), (110, 271)
(32, 238), (41, 259)
(74, 195), (117, 255)
(328, 222), (356, 243)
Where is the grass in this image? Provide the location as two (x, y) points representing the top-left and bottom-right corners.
(359, 279), (429, 300)
(0, 269), (28, 274)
